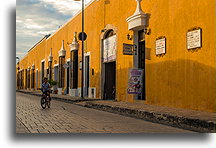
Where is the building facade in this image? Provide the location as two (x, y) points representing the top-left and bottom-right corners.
(16, 0), (216, 112)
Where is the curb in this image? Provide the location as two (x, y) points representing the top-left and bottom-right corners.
(16, 90), (99, 103)
(84, 102), (216, 133)
(17, 90), (216, 133)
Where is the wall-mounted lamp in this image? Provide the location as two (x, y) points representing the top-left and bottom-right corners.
(67, 41), (71, 45)
(127, 34), (133, 40)
(101, 29), (107, 33)
(144, 28), (151, 35)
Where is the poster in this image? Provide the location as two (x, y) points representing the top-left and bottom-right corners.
(127, 69), (143, 94)
(103, 35), (116, 62)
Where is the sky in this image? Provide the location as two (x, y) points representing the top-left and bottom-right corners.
(16, 0), (92, 61)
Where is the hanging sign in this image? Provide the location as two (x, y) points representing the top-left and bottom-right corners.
(187, 28), (202, 50)
(127, 69), (143, 94)
(103, 35), (117, 62)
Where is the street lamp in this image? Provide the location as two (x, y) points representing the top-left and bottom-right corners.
(16, 57), (20, 62)
(74, 0), (86, 99)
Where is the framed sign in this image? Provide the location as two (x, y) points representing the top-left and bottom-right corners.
(187, 28), (202, 50)
(156, 37), (166, 55)
(127, 69), (143, 95)
(63, 63), (69, 69)
(103, 35), (117, 62)
(123, 43), (133, 55)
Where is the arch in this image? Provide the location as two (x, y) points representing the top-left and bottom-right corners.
(100, 24), (117, 100)
(104, 29), (114, 39)
(100, 24), (117, 40)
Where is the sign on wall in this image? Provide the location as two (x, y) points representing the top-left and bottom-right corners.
(127, 69), (143, 95)
(63, 63), (69, 69)
(103, 35), (116, 62)
(187, 28), (202, 50)
(123, 43), (133, 55)
(156, 37), (166, 55)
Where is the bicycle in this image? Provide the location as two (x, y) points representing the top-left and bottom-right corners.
(40, 89), (51, 109)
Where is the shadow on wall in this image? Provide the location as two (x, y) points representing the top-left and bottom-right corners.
(19, 59), (215, 112)
(145, 59), (216, 112)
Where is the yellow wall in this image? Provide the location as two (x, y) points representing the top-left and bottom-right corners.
(143, 0), (215, 112)
(17, 0), (215, 112)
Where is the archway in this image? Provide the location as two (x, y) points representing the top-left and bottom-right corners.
(101, 29), (116, 100)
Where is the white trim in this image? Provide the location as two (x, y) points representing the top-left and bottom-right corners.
(54, 64), (59, 67)
(88, 87), (96, 98)
(126, 0), (148, 31)
(67, 58), (70, 62)
(58, 88), (62, 95)
(41, 59), (45, 62)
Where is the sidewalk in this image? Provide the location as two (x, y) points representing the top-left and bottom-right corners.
(16, 89), (216, 133)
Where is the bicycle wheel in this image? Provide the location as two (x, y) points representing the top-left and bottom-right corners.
(41, 97), (46, 109)
(47, 96), (51, 108)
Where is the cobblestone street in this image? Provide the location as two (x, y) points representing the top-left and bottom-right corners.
(16, 92), (194, 133)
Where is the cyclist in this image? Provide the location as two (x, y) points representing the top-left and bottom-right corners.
(41, 77), (51, 107)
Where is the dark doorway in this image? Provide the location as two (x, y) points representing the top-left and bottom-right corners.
(138, 30), (146, 100)
(25, 69), (27, 89)
(84, 56), (90, 97)
(66, 62), (70, 94)
(41, 61), (45, 84)
(104, 61), (116, 100)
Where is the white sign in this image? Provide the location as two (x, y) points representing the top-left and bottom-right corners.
(187, 29), (202, 49)
(156, 37), (166, 55)
(127, 69), (143, 95)
(63, 63), (69, 69)
(103, 35), (116, 62)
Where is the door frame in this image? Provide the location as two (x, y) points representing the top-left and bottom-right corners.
(103, 61), (116, 100)
(40, 59), (45, 85)
(84, 52), (90, 97)
(133, 30), (146, 101)
(66, 59), (70, 94)
(36, 69), (38, 89)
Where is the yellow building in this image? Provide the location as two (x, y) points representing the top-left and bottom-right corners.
(16, 0), (216, 112)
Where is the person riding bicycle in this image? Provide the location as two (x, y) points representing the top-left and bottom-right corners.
(41, 77), (51, 102)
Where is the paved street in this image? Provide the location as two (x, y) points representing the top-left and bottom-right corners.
(16, 92), (194, 133)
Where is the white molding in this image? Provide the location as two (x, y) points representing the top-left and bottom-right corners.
(69, 89), (78, 97)
(84, 52), (90, 56)
(67, 58), (70, 62)
(58, 88), (62, 95)
(41, 59), (45, 63)
(54, 64), (59, 67)
(88, 87), (96, 98)
(126, 0), (148, 31)
(58, 40), (66, 57)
